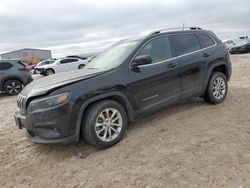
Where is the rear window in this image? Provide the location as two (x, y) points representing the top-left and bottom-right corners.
(0, 62), (13, 70)
(17, 61), (26, 67)
(196, 34), (215, 48)
(172, 34), (201, 56)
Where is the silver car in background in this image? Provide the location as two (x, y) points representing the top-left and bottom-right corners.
(0, 60), (33, 95)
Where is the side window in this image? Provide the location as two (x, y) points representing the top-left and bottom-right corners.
(17, 61), (26, 67)
(196, 34), (215, 48)
(172, 34), (201, 56)
(60, 59), (78, 64)
(137, 36), (173, 63)
(0, 62), (13, 70)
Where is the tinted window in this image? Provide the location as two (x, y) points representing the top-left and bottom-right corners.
(172, 34), (201, 56)
(43, 61), (50, 65)
(0, 62), (13, 70)
(17, 61), (26, 67)
(60, 59), (78, 64)
(137, 36), (172, 63)
(196, 34), (215, 48)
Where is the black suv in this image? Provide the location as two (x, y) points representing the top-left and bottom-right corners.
(14, 27), (231, 148)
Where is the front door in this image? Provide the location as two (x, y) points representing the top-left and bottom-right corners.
(128, 36), (181, 112)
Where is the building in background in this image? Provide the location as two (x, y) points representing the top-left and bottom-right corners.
(0, 48), (52, 64)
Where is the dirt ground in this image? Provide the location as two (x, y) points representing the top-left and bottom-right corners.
(0, 54), (250, 188)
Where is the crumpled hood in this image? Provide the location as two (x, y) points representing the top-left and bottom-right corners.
(21, 68), (109, 98)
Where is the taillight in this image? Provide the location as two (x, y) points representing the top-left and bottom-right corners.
(18, 67), (29, 72)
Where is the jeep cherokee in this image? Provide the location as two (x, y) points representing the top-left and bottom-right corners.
(14, 27), (232, 148)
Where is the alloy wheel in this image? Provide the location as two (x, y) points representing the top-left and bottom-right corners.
(46, 69), (54, 75)
(95, 108), (123, 142)
(212, 77), (226, 100)
(6, 81), (22, 95)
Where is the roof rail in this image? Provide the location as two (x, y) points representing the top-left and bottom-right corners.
(149, 27), (202, 35)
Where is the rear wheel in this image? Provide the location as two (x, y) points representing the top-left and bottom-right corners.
(81, 100), (128, 149)
(4, 80), (23, 95)
(78, 64), (85, 69)
(204, 72), (228, 104)
(45, 68), (54, 76)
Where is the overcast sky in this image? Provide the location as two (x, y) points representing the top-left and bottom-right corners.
(0, 0), (250, 57)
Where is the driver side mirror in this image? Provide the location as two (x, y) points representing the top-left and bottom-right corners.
(131, 55), (152, 67)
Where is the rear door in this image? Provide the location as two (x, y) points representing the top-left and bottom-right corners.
(58, 59), (79, 72)
(195, 33), (217, 85)
(171, 33), (206, 99)
(129, 36), (181, 111)
(71, 58), (81, 69)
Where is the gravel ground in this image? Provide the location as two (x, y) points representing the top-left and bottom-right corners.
(0, 54), (250, 188)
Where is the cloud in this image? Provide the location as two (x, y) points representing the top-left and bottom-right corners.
(0, 0), (249, 57)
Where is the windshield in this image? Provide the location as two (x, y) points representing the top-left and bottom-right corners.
(39, 60), (54, 66)
(85, 40), (140, 69)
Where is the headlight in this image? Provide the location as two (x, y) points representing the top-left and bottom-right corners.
(29, 92), (70, 109)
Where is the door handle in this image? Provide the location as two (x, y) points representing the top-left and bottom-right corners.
(203, 53), (210, 57)
(167, 63), (177, 68)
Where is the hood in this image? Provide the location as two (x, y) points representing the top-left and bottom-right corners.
(21, 68), (110, 98)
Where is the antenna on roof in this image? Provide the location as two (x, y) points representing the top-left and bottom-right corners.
(182, 22), (185, 31)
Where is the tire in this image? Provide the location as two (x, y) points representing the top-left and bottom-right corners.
(81, 100), (128, 149)
(45, 68), (54, 76)
(4, 79), (23, 95)
(34, 69), (39, 74)
(78, 64), (85, 69)
(204, 72), (228, 104)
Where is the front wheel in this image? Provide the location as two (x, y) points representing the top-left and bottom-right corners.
(204, 72), (228, 104)
(44, 68), (54, 76)
(81, 100), (128, 149)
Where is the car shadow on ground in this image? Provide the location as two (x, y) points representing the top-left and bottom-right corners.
(0, 93), (16, 100)
(30, 97), (207, 159)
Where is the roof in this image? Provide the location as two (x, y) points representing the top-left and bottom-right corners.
(0, 48), (51, 56)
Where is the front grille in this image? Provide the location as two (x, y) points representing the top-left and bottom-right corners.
(17, 94), (27, 112)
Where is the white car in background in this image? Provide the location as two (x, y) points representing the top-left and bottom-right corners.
(36, 58), (88, 76)
(34, 59), (56, 74)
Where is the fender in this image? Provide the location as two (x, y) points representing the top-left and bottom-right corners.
(74, 91), (135, 142)
(202, 61), (230, 94)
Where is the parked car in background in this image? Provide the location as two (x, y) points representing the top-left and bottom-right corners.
(222, 38), (250, 53)
(230, 39), (250, 54)
(34, 59), (56, 74)
(15, 27), (231, 148)
(36, 57), (88, 76)
(0, 60), (32, 95)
